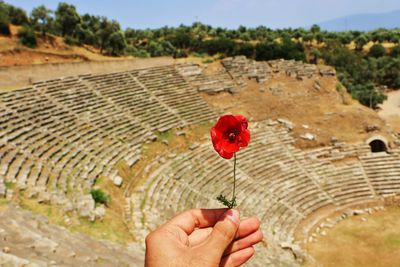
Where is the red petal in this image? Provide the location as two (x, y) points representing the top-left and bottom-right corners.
(234, 115), (248, 130)
(220, 139), (240, 154)
(214, 115), (237, 133)
(238, 129), (250, 147)
(218, 149), (234, 159)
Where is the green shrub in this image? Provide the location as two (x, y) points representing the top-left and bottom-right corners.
(64, 35), (80, 46)
(336, 82), (344, 92)
(200, 38), (236, 56)
(90, 189), (110, 205)
(0, 15), (10, 36)
(349, 83), (387, 109)
(125, 45), (149, 58)
(173, 49), (188, 58)
(234, 43), (255, 58)
(369, 44), (386, 58)
(17, 26), (37, 48)
(391, 45), (400, 57)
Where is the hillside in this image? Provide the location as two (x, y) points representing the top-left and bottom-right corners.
(191, 58), (393, 149)
(0, 25), (126, 67)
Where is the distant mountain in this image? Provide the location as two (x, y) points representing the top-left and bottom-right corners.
(314, 10), (400, 32)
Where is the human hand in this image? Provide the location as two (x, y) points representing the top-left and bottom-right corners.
(145, 209), (263, 267)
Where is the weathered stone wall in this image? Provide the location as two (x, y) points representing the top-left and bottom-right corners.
(0, 57), (174, 89)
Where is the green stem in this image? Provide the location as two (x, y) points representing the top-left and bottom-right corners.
(232, 153), (236, 203)
(216, 153), (238, 208)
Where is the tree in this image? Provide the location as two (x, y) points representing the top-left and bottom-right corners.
(255, 42), (281, 61)
(96, 18), (120, 53)
(310, 24), (321, 34)
(7, 6), (28, 25)
(235, 43), (255, 58)
(146, 40), (176, 57)
(0, 15), (10, 36)
(55, 2), (80, 36)
(31, 5), (53, 37)
(107, 31), (127, 56)
(371, 31), (385, 43)
(0, 2), (28, 26)
(280, 37), (306, 61)
(168, 31), (195, 50)
(315, 32), (324, 44)
(368, 44), (386, 58)
(17, 26), (37, 48)
(391, 45), (400, 57)
(349, 83), (386, 109)
(200, 38), (235, 56)
(355, 35), (368, 51)
(338, 32), (352, 45)
(0, 2), (10, 36)
(302, 33), (313, 44)
(76, 25), (97, 45)
(376, 57), (400, 88)
(310, 48), (321, 64)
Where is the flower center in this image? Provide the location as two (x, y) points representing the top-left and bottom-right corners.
(228, 132), (236, 142)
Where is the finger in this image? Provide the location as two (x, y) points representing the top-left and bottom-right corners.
(223, 229), (263, 256)
(220, 246), (255, 267)
(202, 209), (240, 258)
(165, 208), (229, 235)
(234, 217), (260, 239)
(188, 217), (260, 246)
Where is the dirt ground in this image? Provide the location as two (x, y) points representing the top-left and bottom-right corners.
(378, 90), (400, 133)
(304, 206), (400, 267)
(202, 70), (392, 149)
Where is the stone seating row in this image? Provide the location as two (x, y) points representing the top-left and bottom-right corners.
(360, 153), (400, 196)
(302, 158), (376, 205)
(38, 78), (153, 143)
(133, 66), (216, 118)
(82, 72), (183, 132)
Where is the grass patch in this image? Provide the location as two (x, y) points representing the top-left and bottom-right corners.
(4, 181), (14, 190)
(0, 199), (9, 207)
(305, 206), (400, 267)
(202, 58), (214, 64)
(154, 129), (174, 142)
(18, 196), (134, 244)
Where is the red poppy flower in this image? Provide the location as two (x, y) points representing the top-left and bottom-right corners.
(210, 114), (250, 159)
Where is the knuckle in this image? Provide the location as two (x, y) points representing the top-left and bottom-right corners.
(145, 231), (158, 246)
(257, 229), (264, 241)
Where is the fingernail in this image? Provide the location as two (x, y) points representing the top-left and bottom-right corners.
(224, 209), (240, 224)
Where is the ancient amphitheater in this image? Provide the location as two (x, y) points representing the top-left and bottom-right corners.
(1, 56), (400, 266)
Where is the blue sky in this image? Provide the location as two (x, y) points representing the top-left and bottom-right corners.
(6, 0), (400, 29)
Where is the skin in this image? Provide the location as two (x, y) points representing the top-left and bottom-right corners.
(145, 209), (264, 267)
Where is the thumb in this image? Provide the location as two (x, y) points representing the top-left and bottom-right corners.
(203, 209), (240, 258)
